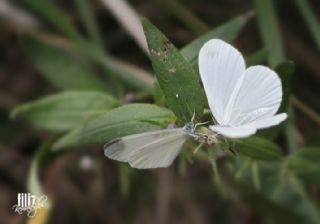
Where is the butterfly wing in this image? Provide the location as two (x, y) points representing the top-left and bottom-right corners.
(210, 125), (256, 138)
(248, 113), (287, 129)
(226, 65), (286, 128)
(104, 129), (187, 169)
(198, 39), (245, 124)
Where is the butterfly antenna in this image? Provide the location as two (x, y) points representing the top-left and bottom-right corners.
(194, 121), (210, 129)
(191, 111), (196, 122)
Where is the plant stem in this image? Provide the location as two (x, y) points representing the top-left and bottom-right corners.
(291, 95), (320, 126)
(285, 104), (299, 152)
(252, 161), (261, 190)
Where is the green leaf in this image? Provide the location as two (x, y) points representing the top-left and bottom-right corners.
(246, 49), (267, 66)
(24, 39), (107, 91)
(75, 0), (103, 48)
(27, 138), (55, 223)
(276, 61), (295, 113)
(180, 13), (251, 64)
(254, 0), (285, 67)
(143, 19), (206, 123)
(18, 0), (153, 92)
(11, 91), (119, 131)
(287, 147), (320, 174)
(20, 0), (81, 40)
(294, 0), (320, 51)
(234, 136), (282, 161)
(53, 103), (175, 150)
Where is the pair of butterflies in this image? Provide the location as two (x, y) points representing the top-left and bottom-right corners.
(104, 39), (287, 169)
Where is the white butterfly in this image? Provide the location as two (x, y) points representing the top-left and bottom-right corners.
(199, 39), (287, 138)
(104, 121), (215, 169)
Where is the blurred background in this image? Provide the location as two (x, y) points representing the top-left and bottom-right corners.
(1, 0), (320, 223)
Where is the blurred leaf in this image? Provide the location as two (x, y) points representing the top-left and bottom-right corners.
(24, 39), (107, 91)
(305, 131), (320, 147)
(254, 0), (285, 67)
(20, 0), (153, 92)
(27, 138), (58, 223)
(118, 164), (131, 197)
(287, 147), (320, 174)
(143, 19), (206, 123)
(53, 103), (175, 149)
(20, 0), (81, 40)
(276, 61), (295, 113)
(11, 91), (120, 131)
(28, 141), (50, 197)
(75, 0), (103, 48)
(226, 177), (304, 224)
(294, 0), (320, 51)
(284, 104), (298, 152)
(180, 13), (251, 64)
(272, 175), (320, 224)
(234, 136), (282, 161)
(153, 0), (209, 35)
(246, 49), (267, 66)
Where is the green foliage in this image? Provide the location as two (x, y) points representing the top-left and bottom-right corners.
(254, 0), (285, 67)
(24, 39), (106, 91)
(143, 19), (206, 123)
(53, 104), (175, 149)
(180, 14), (250, 64)
(294, 0), (320, 51)
(20, 0), (81, 40)
(287, 147), (320, 175)
(234, 137), (282, 161)
(11, 91), (120, 131)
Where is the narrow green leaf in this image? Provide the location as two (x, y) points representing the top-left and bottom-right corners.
(235, 136), (282, 161)
(20, 0), (81, 40)
(143, 19), (206, 123)
(273, 175), (320, 224)
(53, 103), (175, 150)
(294, 0), (320, 51)
(75, 0), (103, 48)
(287, 147), (320, 174)
(181, 13), (251, 63)
(276, 61), (295, 113)
(19, 0), (154, 92)
(153, 0), (209, 35)
(246, 49), (267, 66)
(24, 39), (106, 91)
(28, 138), (54, 223)
(11, 91), (119, 131)
(254, 0), (285, 67)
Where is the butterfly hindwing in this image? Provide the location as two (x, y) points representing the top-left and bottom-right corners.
(104, 129), (187, 169)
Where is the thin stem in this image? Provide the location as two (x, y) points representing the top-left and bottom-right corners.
(235, 159), (250, 179)
(285, 103), (299, 152)
(251, 161), (261, 190)
(292, 95), (320, 126)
